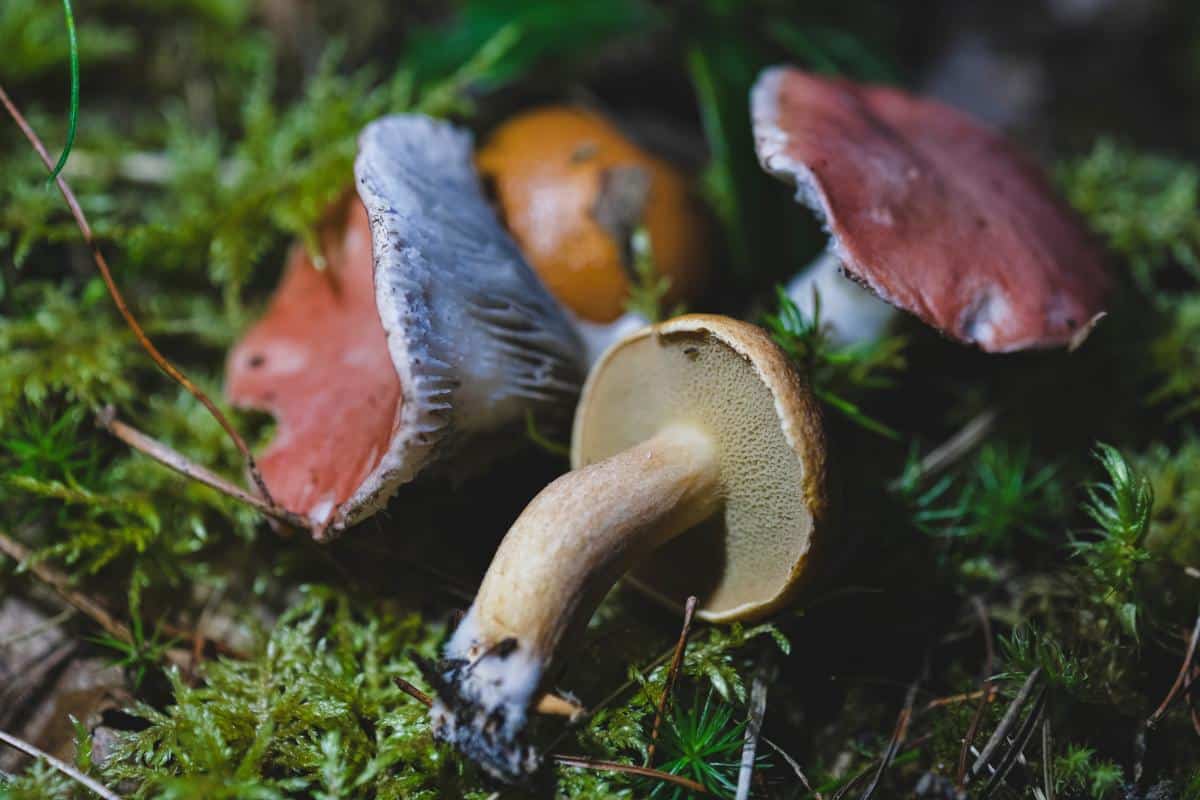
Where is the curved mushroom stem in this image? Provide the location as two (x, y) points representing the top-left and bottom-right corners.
(787, 249), (896, 346)
(426, 423), (722, 783)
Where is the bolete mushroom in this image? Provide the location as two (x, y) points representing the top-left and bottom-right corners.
(424, 314), (828, 783)
(226, 115), (585, 538)
(751, 66), (1109, 352)
(477, 107), (712, 361)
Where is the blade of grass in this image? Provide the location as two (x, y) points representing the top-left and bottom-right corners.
(48, 0), (80, 181)
(0, 85), (281, 514)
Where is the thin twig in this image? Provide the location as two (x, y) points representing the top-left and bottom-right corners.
(0, 85), (276, 509)
(762, 735), (824, 800)
(1147, 612), (1200, 727)
(392, 677), (709, 794)
(857, 658), (925, 800)
(958, 597), (996, 787)
(0, 529), (243, 660)
(394, 676), (432, 706)
(980, 688), (1046, 799)
(647, 595), (697, 764)
(552, 754), (709, 794)
(1189, 663), (1200, 737)
(547, 638), (687, 755)
(968, 668), (1042, 785)
(1042, 713), (1054, 800)
(735, 646), (772, 800)
(830, 734), (932, 800)
(0, 531), (130, 643)
(99, 410), (307, 530)
(922, 687), (993, 712)
(889, 409), (998, 491)
(0, 727), (122, 800)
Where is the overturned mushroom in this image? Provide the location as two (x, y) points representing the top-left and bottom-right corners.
(751, 66), (1109, 351)
(226, 115), (585, 538)
(424, 314), (828, 783)
(477, 107), (712, 362)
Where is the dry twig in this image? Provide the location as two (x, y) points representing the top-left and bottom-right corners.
(735, 646), (772, 800)
(1147, 612), (1200, 728)
(0, 85), (277, 511)
(647, 595), (698, 763)
(0, 727), (122, 800)
(0, 529), (243, 661)
(958, 597), (997, 787)
(762, 735), (823, 799)
(854, 658), (925, 800)
(98, 410), (307, 530)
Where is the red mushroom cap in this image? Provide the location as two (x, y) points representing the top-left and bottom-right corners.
(752, 66), (1109, 352)
(226, 196), (402, 530)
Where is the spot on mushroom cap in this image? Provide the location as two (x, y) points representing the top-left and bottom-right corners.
(752, 66), (1110, 352)
(571, 315), (829, 622)
(477, 107), (711, 324)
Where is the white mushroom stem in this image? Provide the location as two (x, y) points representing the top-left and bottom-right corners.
(572, 311), (650, 365)
(787, 249), (897, 347)
(430, 422), (721, 779)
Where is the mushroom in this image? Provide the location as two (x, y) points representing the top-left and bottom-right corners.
(477, 106), (712, 362)
(226, 115), (585, 538)
(751, 66), (1109, 352)
(423, 314), (829, 783)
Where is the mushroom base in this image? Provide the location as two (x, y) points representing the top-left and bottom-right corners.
(422, 610), (545, 784)
(428, 424), (722, 783)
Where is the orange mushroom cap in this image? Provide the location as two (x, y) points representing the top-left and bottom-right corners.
(477, 107), (710, 324)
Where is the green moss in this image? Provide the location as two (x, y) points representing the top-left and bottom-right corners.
(102, 587), (453, 799)
(1059, 138), (1200, 291)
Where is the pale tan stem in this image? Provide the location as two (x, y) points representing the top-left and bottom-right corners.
(472, 423), (721, 665)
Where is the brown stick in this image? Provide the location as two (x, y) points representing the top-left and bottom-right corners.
(762, 735), (824, 800)
(0, 531), (130, 643)
(922, 687), (993, 712)
(553, 754), (709, 795)
(958, 597), (996, 787)
(1147, 612), (1200, 728)
(0, 728), (122, 800)
(394, 676), (432, 706)
(0, 85), (276, 510)
(392, 676), (708, 794)
(646, 595), (698, 764)
(829, 734), (933, 800)
(99, 409), (308, 530)
(967, 668), (1042, 785)
(0, 529), (243, 660)
(888, 409), (998, 492)
(856, 660), (924, 800)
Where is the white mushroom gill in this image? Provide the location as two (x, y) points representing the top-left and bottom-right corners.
(345, 115), (586, 523)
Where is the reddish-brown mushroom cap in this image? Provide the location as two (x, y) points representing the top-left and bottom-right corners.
(752, 66), (1109, 352)
(227, 197), (400, 530)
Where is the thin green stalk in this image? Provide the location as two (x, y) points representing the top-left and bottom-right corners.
(49, 0), (80, 181)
